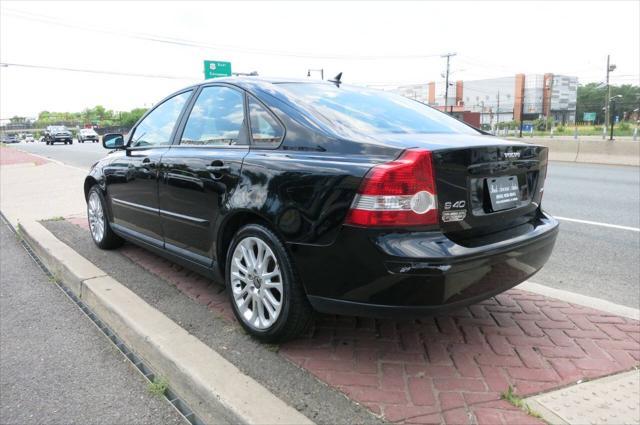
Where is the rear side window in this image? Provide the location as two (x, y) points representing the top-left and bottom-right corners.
(279, 83), (479, 137)
(130, 91), (192, 147)
(180, 86), (247, 146)
(248, 97), (284, 146)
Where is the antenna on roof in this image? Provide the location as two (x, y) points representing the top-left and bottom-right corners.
(329, 72), (343, 86)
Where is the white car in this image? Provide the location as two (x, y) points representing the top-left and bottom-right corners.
(78, 128), (99, 143)
(24, 133), (35, 143)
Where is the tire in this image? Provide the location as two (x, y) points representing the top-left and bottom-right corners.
(226, 223), (312, 342)
(87, 186), (124, 249)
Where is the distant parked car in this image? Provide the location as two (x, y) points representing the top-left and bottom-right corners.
(24, 133), (35, 143)
(78, 128), (99, 143)
(44, 126), (73, 145)
(1, 133), (19, 143)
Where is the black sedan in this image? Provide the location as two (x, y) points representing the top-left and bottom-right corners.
(84, 77), (558, 342)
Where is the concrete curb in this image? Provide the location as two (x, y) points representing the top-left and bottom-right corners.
(520, 281), (640, 321)
(519, 139), (640, 166)
(18, 220), (314, 425)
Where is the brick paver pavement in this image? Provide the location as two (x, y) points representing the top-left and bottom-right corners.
(0, 146), (48, 166)
(66, 217), (640, 424)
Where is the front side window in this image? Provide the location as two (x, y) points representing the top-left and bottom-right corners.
(130, 90), (192, 147)
(181, 86), (246, 146)
(248, 96), (284, 146)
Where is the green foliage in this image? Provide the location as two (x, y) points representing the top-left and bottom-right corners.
(577, 83), (640, 124)
(532, 117), (553, 131)
(497, 120), (519, 130)
(33, 105), (147, 129)
(501, 386), (542, 419)
(617, 122), (630, 131)
(147, 377), (169, 397)
(118, 108), (147, 128)
(9, 116), (27, 124)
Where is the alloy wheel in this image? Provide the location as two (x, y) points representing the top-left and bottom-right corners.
(230, 236), (284, 330)
(88, 192), (105, 243)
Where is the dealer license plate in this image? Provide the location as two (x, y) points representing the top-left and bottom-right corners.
(487, 176), (519, 211)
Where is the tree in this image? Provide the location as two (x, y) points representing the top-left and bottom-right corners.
(32, 106), (147, 129)
(9, 116), (27, 124)
(577, 83), (640, 124)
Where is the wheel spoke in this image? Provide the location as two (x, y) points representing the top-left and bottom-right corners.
(264, 289), (281, 310)
(233, 258), (249, 275)
(262, 268), (280, 280)
(231, 271), (250, 285)
(261, 293), (277, 317)
(240, 244), (254, 269)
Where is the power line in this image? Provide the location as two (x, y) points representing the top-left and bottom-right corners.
(3, 8), (443, 61)
(0, 62), (194, 80)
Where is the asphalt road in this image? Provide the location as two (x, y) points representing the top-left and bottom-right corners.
(15, 140), (105, 170)
(0, 221), (185, 425)
(10, 141), (640, 308)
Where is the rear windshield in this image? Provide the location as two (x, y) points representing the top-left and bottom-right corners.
(279, 83), (480, 136)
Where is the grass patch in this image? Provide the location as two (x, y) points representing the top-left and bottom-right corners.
(264, 343), (280, 353)
(501, 386), (542, 419)
(148, 376), (169, 397)
(46, 216), (65, 222)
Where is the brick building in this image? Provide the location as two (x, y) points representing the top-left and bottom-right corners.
(393, 73), (578, 127)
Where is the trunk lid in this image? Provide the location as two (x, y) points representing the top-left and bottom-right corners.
(430, 141), (547, 243)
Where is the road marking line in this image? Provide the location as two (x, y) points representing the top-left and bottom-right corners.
(554, 216), (640, 232)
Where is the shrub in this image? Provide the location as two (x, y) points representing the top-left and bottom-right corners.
(617, 122), (630, 131)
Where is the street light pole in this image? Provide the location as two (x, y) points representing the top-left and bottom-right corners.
(604, 55), (616, 130)
(609, 95), (622, 141)
(307, 68), (324, 80)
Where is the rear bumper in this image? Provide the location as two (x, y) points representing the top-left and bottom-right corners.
(292, 211), (559, 318)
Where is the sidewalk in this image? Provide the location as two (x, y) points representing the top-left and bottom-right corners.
(0, 221), (184, 424)
(0, 146), (87, 225)
(2, 145), (639, 425)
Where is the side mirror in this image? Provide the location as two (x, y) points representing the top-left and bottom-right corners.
(102, 133), (125, 150)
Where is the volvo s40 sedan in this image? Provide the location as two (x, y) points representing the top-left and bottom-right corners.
(84, 78), (559, 342)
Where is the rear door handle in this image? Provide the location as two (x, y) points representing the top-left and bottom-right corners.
(206, 161), (229, 173)
(142, 157), (156, 168)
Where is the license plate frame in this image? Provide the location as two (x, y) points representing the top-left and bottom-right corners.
(487, 175), (519, 211)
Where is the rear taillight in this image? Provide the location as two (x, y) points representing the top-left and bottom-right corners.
(345, 149), (438, 227)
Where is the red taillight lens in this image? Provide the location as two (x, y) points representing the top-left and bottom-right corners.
(345, 149), (438, 227)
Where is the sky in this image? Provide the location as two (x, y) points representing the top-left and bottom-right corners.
(1, 0), (639, 120)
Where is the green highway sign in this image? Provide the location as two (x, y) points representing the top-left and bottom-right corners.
(204, 60), (232, 79)
(583, 112), (597, 122)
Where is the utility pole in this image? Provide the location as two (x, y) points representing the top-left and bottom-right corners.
(441, 53), (456, 114)
(496, 91), (500, 132)
(519, 82), (525, 138)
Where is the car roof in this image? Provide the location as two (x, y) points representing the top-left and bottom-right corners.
(196, 76), (331, 88)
